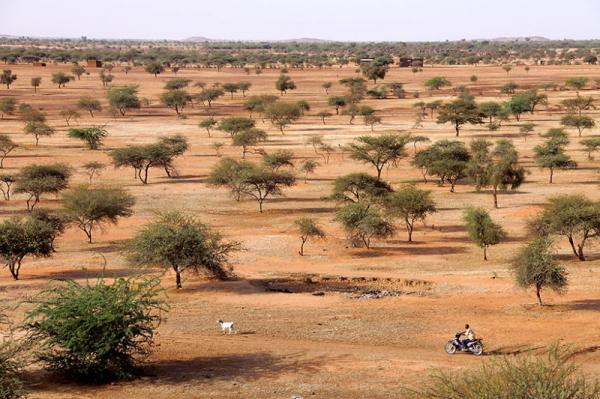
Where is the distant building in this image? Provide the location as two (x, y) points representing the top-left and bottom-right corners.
(86, 58), (102, 68)
(33, 62), (47, 67)
(399, 57), (424, 67)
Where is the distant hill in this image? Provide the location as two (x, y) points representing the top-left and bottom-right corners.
(183, 36), (332, 43)
(485, 36), (550, 42)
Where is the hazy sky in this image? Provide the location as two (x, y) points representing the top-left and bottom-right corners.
(0, 0), (599, 41)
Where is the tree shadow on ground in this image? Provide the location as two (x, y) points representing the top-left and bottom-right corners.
(146, 352), (342, 383)
(486, 344), (545, 356)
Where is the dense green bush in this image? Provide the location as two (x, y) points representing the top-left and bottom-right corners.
(412, 346), (600, 398)
(0, 311), (26, 399)
(25, 276), (166, 383)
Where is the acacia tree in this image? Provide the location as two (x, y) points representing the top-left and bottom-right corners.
(275, 74), (296, 95)
(466, 139), (526, 208)
(209, 158), (255, 201)
(317, 111), (333, 125)
(0, 134), (17, 168)
(413, 140), (471, 192)
(322, 82), (332, 94)
(561, 96), (595, 116)
(262, 150), (294, 171)
(164, 78), (191, 90)
(243, 95), (277, 118)
(565, 77), (588, 95)
(195, 88), (224, 108)
(238, 167), (296, 212)
(505, 94), (531, 121)
(424, 76), (451, 91)
(361, 62), (388, 84)
(329, 173), (393, 204)
(51, 72), (74, 88)
(209, 158), (295, 212)
(218, 117), (255, 138)
(561, 114), (595, 137)
(62, 185), (135, 243)
(0, 215), (58, 280)
(348, 134), (409, 179)
(264, 102), (302, 133)
(232, 128), (267, 158)
(533, 129), (576, 183)
(531, 194), (600, 261)
(0, 70), (17, 89)
(0, 97), (16, 119)
(31, 76), (42, 93)
(334, 202), (394, 249)
(300, 160), (319, 183)
(328, 96), (348, 115)
(0, 174), (15, 200)
(107, 86), (141, 116)
(60, 108), (80, 126)
(82, 161), (106, 183)
(519, 122), (536, 141)
(511, 238), (567, 306)
(463, 207), (506, 260)
(385, 185), (436, 242)
(110, 136), (188, 184)
(237, 81), (251, 96)
(198, 117), (217, 137)
(580, 137), (600, 159)
(15, 163), (72, 210)
(128, 211), (240, 288)
(144, 62), (164, 77)
(436, 98), (483, 136)
(71, 65), (86, 80)
(222, 83), (239, 99)
(67, 126), (108, 149)
(23, 121), (55, 146)
(294, 217), (326, 256)
(160, 89), (191, 115)
(78, 97), (102, 117)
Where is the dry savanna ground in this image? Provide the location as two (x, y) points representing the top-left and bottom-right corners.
(1, 63), (600, 398)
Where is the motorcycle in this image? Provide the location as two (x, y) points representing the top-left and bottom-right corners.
(445, 333), (484, 356)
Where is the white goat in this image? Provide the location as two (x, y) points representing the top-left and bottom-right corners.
(217, 319), (235, 334)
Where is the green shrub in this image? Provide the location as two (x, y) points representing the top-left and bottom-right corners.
(25, 276), (166, 383)
(0, 311), (26, 399)
(412, 346), (600, 398)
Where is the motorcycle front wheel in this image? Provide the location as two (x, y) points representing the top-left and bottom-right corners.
(445, 342), (457, 354)
(471, 343), (483, 356)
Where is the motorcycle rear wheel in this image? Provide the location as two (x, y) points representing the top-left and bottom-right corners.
(471, 343), (483, 356)
(445, 342), (457, 354)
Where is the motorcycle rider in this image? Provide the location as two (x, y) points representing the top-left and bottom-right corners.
(458, 324), (476, 349)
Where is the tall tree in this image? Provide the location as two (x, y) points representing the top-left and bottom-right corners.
(128, 211), (240, 288)
(62, 185), (135, 243)
(561, 114), (595, 137)
(533, 129), (576, 183)
(0, 215), (58, 280)
(15, 163), (72, 210)
(531, 194), (600, 261)
(466, 139), (526, 208)
(107, 86), (141, 116)
(0, 70), (17, 89)
(348, 134), (409, 179)
(294, 217), (326, 256)
(511, 238), (567, 306)
(436, 98), (483, 136)
(385, 185), (436, 242)
(463, 207), (505, 260)
(275, 74), (296, 95)
(335, 202), (394, 249)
